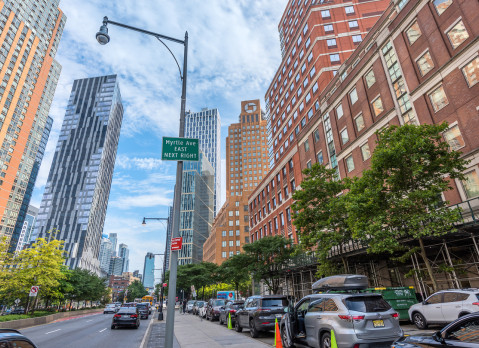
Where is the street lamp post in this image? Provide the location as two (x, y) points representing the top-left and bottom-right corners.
(97, 18), (187, 348)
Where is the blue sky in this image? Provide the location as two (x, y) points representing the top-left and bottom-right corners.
(31, 0), (286, 277)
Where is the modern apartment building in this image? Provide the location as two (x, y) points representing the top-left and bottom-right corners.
(109, 232), (118, 256)
(249, 0), (390, 242)
(178, 152), (215, 265)
(109, 256), (123, 276)
(13, 204), (37, 252)
(34, 75), (124, 274)
(9, 116), (52, 251)
(118, 243), (129, 273)
(203, 100), (268, 264)
(0, 1), (66, 242)
(99, 236), (113, 274)
(185, 108), (221, 216)
(142, 252), (155, 289)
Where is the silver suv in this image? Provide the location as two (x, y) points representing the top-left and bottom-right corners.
(408, 289), (479, 329)
(281, 275), (403, 348)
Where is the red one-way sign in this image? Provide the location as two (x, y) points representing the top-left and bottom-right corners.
(171, 237), (183, 251)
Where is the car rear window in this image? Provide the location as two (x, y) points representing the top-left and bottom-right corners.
(198, 302), (204, 307)
(262, 298), (288, 307)
(345, 296), (391, 313)
(137, 304), (147, 308)
(213, 300), (226, 306)
(118, 308), (136, 314)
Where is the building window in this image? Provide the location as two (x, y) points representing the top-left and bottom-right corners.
(307, 51), (313, 63)
(345, 6), (354, 14)
(446, 20), (469, 49)
(304, 139), (310, 152)
(355, 114), (365, 132)
(372, 97), (384, 116)
(336, 104), (343, 119)
(305, 37), (311, 48)
(349, 88), (358, 105)
(229, 240), (234, 247)
(428, 85), (449, 112)
(341, 128), (349, 144)
(222, 252), (226, 258)
(361, 143), (371, 160)
(346, 155), (355, 172)
(433, 0), (452, 15)
(330, 54), (340, 63)
(416, 51), (434, 76)
(462, 57), (479, 87)
(324, 24), (333, 32)
(462, 171), (479, 199)
(327, 38), (336, 47)
(229, 251), (234, 257)
(348, 20), (359, 29)
(222, 231), (227, 237)
(352, 35), (362, 44)
(365, 70), (376, 88)
(317, 151), (323, 164)
(236, 240), (240, 246)
(307, 160), (312, 169)
(222, 241), (226, 247)
(313, 129), (320, 143)
(406, 21), (421, 45)
(443, 124), (465, 151)
(321, 9), (331, 18)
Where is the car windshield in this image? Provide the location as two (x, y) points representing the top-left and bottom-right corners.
(188, 301), (195, 304)
(214, 300), (226, 306)
(137, 304), (147, 308)
(262, 298), (288, 307)
(345, 296), (391, 312)
(198, 302), (205, 307)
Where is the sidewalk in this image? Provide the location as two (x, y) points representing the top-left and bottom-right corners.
(146, 310), (270, 348)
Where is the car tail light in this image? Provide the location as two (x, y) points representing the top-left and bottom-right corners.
(353, 345), (360, 348)
(113, 314), (121, 318)
(338, 315), (365, 321)
(230, 309), (236, 313)
(392, 313), (399, 320)
(261, 322), (271, 325)
(473, 302), (479, 306)
(130, 314), (138, 318)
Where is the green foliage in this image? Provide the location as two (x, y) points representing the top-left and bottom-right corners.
(219, 253), (250, 293)
(65, 269), (108, 303)
(126, 280), (148, 302)
(0, 311), (52, 322)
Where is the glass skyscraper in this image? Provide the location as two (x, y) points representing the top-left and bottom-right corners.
(34, 75), (123, 274)
(13, 205), (38, 252)
(109, 232), (118, 256)
(118, 243), (129, 273)
(0, 1), (65, 241)
(142, 252), (155, 289)
(178, 152), (215, 265)
(99, 237), (113, 274)
(185, 108), (221, 216)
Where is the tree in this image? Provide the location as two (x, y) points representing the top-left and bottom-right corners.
(292, 163), (352, 276)
(347, 123), (468, 292)
(242, 236), (295, 294)
(126, 280), (148, 302)
(219, 253), (251, 294)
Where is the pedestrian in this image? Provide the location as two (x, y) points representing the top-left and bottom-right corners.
(182, 298), (187, 315)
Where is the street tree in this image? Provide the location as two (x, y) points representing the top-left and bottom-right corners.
(219, 253), (251, 294)
(126, 280), (148, 302)
(347, 123), (468, 292)
(292, 163), (352, 276)
(242, 236), (295, 294)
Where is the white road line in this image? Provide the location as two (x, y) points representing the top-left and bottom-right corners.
(99, 328), (107, 332)
(86, 320), (93, 322)
(45, 329), (61, 335)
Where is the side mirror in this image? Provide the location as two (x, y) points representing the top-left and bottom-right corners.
(432, 331), (444, 343)
(422, 301), (428, 305)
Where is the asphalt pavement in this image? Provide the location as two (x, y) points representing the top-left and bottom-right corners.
(21, 311), (152, 348)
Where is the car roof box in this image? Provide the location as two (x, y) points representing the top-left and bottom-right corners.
(312, 274), (368, 292)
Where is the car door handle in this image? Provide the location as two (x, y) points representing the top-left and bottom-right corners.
(316, 316), (322, 319)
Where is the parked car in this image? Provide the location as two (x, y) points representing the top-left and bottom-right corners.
(140, 302), (151, 315)
(111, 306), (140, 329)
(206, 299), (227, 321)
(186, 300), (196, 313)
(193, 301), (205, 315)
(393, 312), (479, 347)
(219, 300), (244, 325)
(235, 295), (288, 338)
(136, 303), (149, 319)
(0, 329), (38, 347)
(103, 304), (117, 314)
(199, 302), (208, 318)
(281, 274), (403, 348)
(408, 289), (479, 329)
(9, 307), (25, 315)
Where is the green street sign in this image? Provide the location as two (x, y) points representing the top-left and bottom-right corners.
(162, 137), (199, 161)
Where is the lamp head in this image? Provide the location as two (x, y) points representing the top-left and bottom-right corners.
(96, 23), (110, 45)
(142, 218), (146, 225)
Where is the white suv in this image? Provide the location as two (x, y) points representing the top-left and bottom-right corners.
(409, 289), (479, 329)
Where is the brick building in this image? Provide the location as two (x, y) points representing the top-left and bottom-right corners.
(249, 0), (390, 243)
(203, 100), (268, 264)
(109, 275), (130, 302)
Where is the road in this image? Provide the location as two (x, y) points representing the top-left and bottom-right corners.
(21, 311), (152, 348)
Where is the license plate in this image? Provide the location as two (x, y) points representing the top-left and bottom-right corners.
(373, 319), (384, 328)
(122, 315), (129, 318)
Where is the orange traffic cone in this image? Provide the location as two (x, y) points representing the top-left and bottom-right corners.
(274, 318), (283, 348)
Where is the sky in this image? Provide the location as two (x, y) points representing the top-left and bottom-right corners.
(30, 0), (287, 279)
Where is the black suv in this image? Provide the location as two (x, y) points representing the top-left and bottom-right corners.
(0, 329), (37, 347)
(235, 295), (288, 338)
(136, 303), (149, 319)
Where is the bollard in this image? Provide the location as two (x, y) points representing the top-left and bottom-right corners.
(158, 311), (164, 321)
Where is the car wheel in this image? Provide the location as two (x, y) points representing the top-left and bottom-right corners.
(110, 325), (115, 330)
(412, 312), (428, 329)
(281, 325), (295, 348)
(235, 318), (243, 332)
(459, 312), (469, 318)
(135, 324), (139, 329)
(321, 332), (331, 348)
(249, 319), (259, 338)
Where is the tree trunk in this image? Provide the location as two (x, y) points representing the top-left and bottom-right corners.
(341, 257), (348, 273)
(418, 237), (438, 293)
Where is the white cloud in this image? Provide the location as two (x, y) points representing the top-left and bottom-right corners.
(115, 155), (163, 170)
(110, 191), (173, 209)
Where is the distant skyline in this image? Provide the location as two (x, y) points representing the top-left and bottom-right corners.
(30, 0), (286, 275)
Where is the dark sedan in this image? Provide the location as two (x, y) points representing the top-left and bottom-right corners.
(111, 307), (140, 329)
(393, 312), (479, 347)
(136, 303), (149, 319)
(219, 301), (244, 326)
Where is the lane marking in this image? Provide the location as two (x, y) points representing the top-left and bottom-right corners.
(99, 328), (107, 332)
(86, 320), (93, 322)
(45, 329), (61, 335)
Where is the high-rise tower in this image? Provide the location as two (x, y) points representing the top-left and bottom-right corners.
(185, 108), (221, 215)
(142, 252), (155, 289)
(203, 100), (268, 264)
(99, 236), (113, 274)
(34, 75), (123, 274)
(109, 232), (118, 256)
(118, 243), (129, 273)
(0, 1), (66, 241)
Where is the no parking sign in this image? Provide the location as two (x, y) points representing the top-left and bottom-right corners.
(29, 286), (39, 297)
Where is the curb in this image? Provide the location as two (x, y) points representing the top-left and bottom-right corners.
(140, 314), (155, 348)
